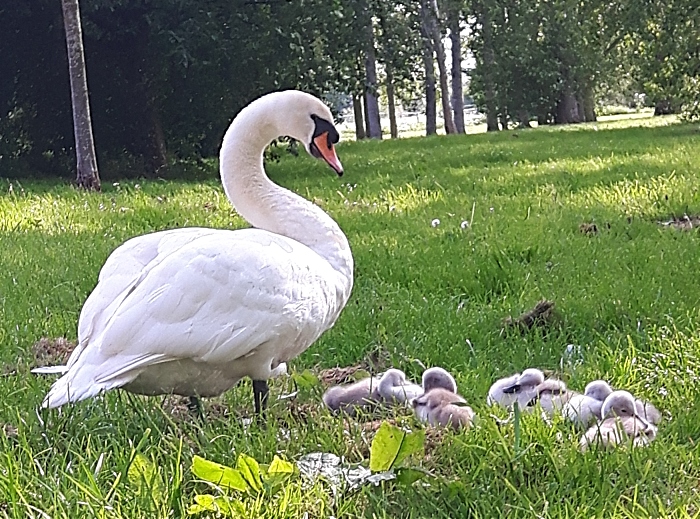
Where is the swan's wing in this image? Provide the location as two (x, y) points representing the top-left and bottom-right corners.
(71, 230), (338, 385)
(71, 228), (219, 367)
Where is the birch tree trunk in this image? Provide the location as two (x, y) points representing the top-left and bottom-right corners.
(352, 94), (366, 140)
(423, 41), (437, 136)
(61, 0), (100, 190)
(364, 22), (382, 139)
(426, 0), (456, 134)
(449, 8), (465, 133)
(479, 0), (500, 132)
(386, 66), (398, 139)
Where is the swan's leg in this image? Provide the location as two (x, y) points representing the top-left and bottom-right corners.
(187, 396), (203, 419)
(252, 379), (269, 418)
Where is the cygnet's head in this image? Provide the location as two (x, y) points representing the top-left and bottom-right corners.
(422, 367), (458, 393)
(503, 368), (544, 393)
(601, 390), (643, 421)
(379, 369), (407, 389)
(247, 90), (343, 175)
(584, 380), (613, 402)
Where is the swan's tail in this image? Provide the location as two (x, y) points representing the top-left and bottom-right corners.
(39, 372), (107, 409)
(31, 365), (69, 375)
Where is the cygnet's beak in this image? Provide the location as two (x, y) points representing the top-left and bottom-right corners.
(311, 132), (343, 176)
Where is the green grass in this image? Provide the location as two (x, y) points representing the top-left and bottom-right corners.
(1, 115), (700, 517)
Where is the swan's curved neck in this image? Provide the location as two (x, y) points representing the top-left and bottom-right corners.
(218, 103), (353, 285)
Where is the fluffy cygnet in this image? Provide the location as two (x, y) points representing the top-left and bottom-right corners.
(422, 367), (458, 393)
(322, 376), (382, 415)
(561, 380), (613, 428)
(412, 388), (475, 431)
(579, 390), (657, 451)
(487, 368), (545, 410)
(377, 368), (424, 404)
(528, 378), (575, 416)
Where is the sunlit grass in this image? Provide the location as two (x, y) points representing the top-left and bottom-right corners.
(1, 116), (700, 517)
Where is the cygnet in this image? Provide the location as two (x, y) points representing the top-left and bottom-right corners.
(579, 390), (657, 451)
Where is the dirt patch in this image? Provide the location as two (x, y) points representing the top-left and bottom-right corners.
(31, 337), (75, 367)
(579, 223), (599, 235)
(503, 299), (557, 333)
(318, 347), (390, 386)
(658, 214), (700, 231)
(2, 423), (18, 438)
(318, 365), (368, 386)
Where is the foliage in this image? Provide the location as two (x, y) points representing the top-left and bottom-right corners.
(1, 116), (700, 517)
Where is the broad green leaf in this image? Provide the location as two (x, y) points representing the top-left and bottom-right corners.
(190, 494), (217, 512)
(191, 455), (248, 492)
(267, 455), (294, 475)
(369, 422), (425, 472)
(237, 454), (262, 493)
(395, 467), (428, 486)
(127, 453), (163, 502)
(291, 369), (320, 389)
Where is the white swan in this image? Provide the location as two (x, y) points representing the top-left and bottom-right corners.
(579, 390), (657, 451)
(33, 90), (354, 413)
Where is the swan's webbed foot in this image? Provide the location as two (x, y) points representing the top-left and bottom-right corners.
(252, 379), (269, 424)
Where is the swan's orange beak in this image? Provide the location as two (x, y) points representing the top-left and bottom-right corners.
(312, 132), (343, 176)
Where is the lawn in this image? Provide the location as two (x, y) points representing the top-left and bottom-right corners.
(1, 114), (700, 518)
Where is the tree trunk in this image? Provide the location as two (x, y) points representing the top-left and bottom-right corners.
(352, 94), (366, 140)
(583, 86), (597, 122)
(480, 1), (499, 132)
(364, 22), (382, 139)
(499, 110), (508, 131)
(145, 101), (167, 173)
(423, 41), (437, 135)
(424, 0), (456, 134)
(555, 85), (583, 124)
(61, 0), (100, 191)
(386, 66), (399, 139)
(449, 8), (465, 133)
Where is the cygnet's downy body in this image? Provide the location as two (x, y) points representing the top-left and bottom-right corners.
(322, 376), (382, 415)
(413, 388), (475, 431)
(377, 369), (424, 405)
(528, 378), (575, 416)
(487, 368), (545, 410)
(561, 380), (613, 428)
(580, 390), (658, 451)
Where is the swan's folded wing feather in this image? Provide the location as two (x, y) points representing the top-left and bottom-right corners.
(73, 228), (219, 367)
(78, 231), (335, 380)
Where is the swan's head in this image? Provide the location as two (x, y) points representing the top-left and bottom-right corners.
(422, 367), (458, 393)
(584, 380), (613, 401)
(269, 90), (343, 176)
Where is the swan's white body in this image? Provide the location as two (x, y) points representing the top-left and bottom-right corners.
(35, 90), (353, 408)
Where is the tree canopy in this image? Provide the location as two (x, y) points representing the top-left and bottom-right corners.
(0, 0), (697, 178)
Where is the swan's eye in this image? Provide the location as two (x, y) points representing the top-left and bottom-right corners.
(311, 115), (339, 148)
